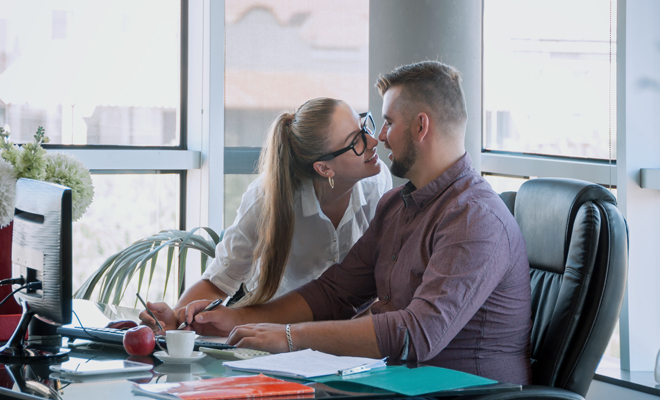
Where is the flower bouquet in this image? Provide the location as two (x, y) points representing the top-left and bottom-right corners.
(0, 126), (94, 227)
(0, 127), (94, 313)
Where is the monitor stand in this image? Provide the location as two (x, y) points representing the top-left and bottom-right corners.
(0, 301), (70, 364)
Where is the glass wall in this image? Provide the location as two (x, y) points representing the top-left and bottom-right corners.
(483, 0), (616, 160)
(0, 0), (185, 306)
(0, 0), (180, 146)
(223, 0), (369, 227)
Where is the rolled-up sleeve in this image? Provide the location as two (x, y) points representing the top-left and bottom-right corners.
(201, 179), (263, 296)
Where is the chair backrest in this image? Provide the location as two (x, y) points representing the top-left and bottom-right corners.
(500, 178), (628, 397)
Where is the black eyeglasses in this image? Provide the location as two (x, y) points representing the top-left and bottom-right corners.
(314, 112), (376, 163)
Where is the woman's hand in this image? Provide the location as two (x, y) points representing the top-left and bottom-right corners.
(138, 301), (179, 334)
(227, 323), (291, 354)
(178, 299), (239, 336)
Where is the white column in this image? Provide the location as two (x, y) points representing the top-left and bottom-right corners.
(617, 0), (660, 371)
(185, 0), (225, 286)
(368, 0), (483, 187)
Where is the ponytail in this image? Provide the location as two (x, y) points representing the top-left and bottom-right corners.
(236, 98), (341, 306)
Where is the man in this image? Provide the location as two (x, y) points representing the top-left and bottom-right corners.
(168, 61), (532, 384)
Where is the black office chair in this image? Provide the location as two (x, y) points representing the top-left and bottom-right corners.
(467, 178), (628, 400)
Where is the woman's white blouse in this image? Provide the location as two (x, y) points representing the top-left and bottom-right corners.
(201, 160), (392, 299)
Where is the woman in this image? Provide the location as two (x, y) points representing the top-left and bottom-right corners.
(140, 98), (391, 332)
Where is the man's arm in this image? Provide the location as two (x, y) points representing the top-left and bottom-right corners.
(228, 317), (381, 358)
(189, 290), (381, 357)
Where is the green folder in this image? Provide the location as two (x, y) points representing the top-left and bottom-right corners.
(311, 365), (498, 396)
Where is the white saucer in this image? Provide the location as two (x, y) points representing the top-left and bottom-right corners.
(154, 351), (206, 364)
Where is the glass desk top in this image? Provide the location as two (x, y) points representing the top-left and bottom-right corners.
(0, 300), (521, 399)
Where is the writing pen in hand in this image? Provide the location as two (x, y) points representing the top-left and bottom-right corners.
(177, 296), (231, 330)
(136, 292), (164, 333)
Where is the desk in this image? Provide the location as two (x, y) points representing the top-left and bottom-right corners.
(0, 343), (521, 400)
(0, 300), (522, 399)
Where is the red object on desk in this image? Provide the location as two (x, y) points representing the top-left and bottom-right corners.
(0, 222), (20, 315)
(133, 374), (315, 400)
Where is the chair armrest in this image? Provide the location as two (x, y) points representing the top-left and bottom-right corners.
(458, 385), (584, 400)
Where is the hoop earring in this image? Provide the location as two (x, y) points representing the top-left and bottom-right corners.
(328, 176), (334, 189)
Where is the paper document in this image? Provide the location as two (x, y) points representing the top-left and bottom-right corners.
(223, 349), (387, 379)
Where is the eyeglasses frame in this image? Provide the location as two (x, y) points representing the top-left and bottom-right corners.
(313, 112), (376, 163)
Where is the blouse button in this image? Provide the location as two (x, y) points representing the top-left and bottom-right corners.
(333, 238), (337, 242)
(391, 254), (396, 261)
(333, 258), (337, 262)
(224, 262), (228, 266)
(384, 295), (390, 301)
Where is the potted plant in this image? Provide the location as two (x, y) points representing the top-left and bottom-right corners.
(74, 227), (223, 306)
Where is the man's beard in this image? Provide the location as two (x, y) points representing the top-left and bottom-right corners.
(390, 126), (417, 179)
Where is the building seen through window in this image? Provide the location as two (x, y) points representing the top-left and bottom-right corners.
(0, 0), (180, 146)
(224, 0), (369, 227)
(483, 0), (616, 160)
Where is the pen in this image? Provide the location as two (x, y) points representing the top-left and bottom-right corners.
(177, 296), (231, 330)
(338, 363), (371, 376)
(136, 292), (164, 333)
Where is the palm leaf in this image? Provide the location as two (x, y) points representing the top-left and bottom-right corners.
(74, 227), (223, 305)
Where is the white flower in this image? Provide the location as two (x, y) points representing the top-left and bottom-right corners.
(44, 152), (94, 222)
(0, 158), (17, 228)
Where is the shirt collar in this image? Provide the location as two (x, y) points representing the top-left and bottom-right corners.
(300, 178), (368, 218)
(400, 152), (473, 208)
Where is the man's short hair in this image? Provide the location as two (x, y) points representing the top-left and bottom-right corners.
(376, 61), (467, 131)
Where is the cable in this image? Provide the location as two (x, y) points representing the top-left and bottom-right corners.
(71, 310), (106, 342)
(0, 276), (25, 286)
(0, 281), (42, 308)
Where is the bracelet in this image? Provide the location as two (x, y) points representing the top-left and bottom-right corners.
(285, 324), (294, 352)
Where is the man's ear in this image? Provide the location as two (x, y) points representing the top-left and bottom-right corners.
(412, 112), (431, 142)
(313, 162), (334, 178)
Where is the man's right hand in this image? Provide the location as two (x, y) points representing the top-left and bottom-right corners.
(138, 301), (180, 334)
(177, 299), (238, 336)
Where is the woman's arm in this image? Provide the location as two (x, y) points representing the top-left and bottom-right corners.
(175, 280), (228, 309)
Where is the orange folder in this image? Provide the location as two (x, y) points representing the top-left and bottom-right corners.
(132, 374), (315, 400)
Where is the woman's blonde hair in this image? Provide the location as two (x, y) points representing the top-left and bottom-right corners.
(236, 97), (342, 306)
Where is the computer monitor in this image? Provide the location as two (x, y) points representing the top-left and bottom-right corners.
(0, 178), (73, 363)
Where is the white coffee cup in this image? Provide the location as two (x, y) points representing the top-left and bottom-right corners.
(166, 330), (196, 358)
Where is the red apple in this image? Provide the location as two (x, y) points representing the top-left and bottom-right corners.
(123, 326), (156, 356)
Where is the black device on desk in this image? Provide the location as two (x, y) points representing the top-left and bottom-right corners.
(0, 178), (73, 363)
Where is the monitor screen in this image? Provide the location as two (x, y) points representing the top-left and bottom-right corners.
(11, 178), (72, 326)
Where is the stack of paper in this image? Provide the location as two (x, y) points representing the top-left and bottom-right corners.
(223, 349), (387, 379)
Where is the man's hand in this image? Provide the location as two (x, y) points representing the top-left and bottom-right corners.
(138, 301), (180, 334)
(227, 323), (290, 353)
(178, 299), (239, 336)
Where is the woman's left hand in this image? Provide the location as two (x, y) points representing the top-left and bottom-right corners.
(227, 323), (291, 354)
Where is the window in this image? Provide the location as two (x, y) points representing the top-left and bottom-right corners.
(483, 0), (616, 161)
(223, 0), (370, 227)
(483, 0), (619, 360)
(0, 0), (181, 146)
(0, 0), (189, 305)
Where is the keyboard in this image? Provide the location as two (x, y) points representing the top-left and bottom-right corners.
(57, 326), (234, 351)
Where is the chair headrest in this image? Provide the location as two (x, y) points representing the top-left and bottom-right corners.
(514, 178), (616, 273)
